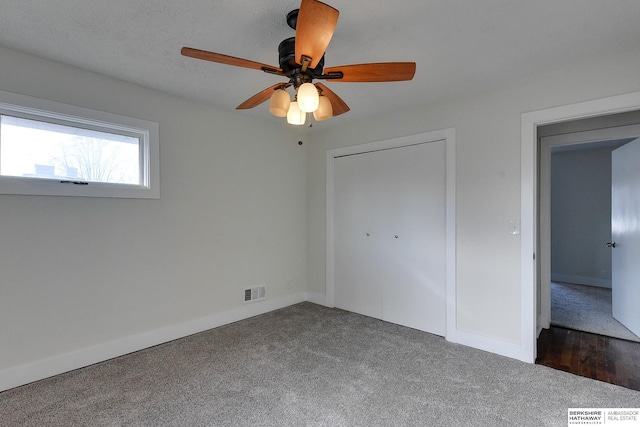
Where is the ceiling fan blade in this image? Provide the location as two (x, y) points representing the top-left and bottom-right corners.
(295, 0), (339, 69)
(181, 47), (282, 74)
(236, 83), (284, 110)
(315, 83), (350, 116)
(324, 62), (416, 82)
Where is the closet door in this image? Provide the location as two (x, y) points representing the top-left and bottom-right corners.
(334, 149), (385, 319)
(334, 141), (446, 335)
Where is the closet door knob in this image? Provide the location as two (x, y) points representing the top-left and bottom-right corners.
(606, 242), (616, 248)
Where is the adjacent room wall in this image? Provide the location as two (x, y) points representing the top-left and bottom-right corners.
(0, 46), (308, 390)
(550, 147), (613, 288)
(306, 49), (640, 351)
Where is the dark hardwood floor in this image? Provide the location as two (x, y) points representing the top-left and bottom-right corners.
(536, 326), (640, 391)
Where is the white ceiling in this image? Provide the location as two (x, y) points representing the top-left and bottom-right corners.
(0, 1), (639, 126)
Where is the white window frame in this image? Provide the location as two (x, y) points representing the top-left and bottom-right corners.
(0, 90), (159, 199)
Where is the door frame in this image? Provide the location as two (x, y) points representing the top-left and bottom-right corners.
(538, 125), (640, 331)
(326, 128), (456, 340)
(521, 90), (640, 363)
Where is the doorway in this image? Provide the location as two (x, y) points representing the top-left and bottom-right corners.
(538, 124), (640, 342)
(521, 103), (640, 389)
(521, 90), (640, 364)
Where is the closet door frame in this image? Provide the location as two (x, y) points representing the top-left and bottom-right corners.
(326, 128), (456, 340)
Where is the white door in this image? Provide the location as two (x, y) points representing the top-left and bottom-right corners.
(334, 141), (446, 335)
(334, 149), (385, 319)
(611, 137), (640, 338)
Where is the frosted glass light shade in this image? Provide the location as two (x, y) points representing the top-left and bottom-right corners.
(269, 89), (290, 117)
(286, 101), (306, 125)
(297, 83), (319, 113)
(313, 96), (333, 121)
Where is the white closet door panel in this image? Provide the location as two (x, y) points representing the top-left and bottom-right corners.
(333, 141), (446, 335)
(334, 152), (383, 318)
(380, 142), (446, 335)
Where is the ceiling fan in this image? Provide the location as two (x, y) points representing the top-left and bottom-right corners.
(181, 0), (416, 125)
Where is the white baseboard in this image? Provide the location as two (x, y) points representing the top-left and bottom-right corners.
(1, 291), (540, 392)
(309, 293), (534, 363)
(0, 292), (306, 393)
(305, 292), (331, 307)
(551, 274), (611, 288)
(447, 329), (533, 363)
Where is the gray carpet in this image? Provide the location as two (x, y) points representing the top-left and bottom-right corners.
(1, 303), (639, 427)
(551, 281), (640, 342)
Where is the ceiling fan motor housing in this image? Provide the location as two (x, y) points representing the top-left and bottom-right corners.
(286, 9), (299, 30)
(278, 37), (325, 76)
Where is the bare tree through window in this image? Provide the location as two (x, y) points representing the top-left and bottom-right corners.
(52, 136), (138, 184)
(1, 115), (139, 184)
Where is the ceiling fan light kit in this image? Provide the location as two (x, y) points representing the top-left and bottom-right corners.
(181, 0), (416, 125)
(297, 82), (320, 112)
(313, 96), (333, 121)
(269, 89), (291, 117)
(286, 101), (306, 125)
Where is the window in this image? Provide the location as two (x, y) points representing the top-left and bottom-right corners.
(0, 90), (159, 198)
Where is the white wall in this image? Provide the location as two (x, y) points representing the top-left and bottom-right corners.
(3, 42), (640, 387)
(306, 49), (640, 348)
(550, 147), (612, 287)
(0, 46), (307, 390)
